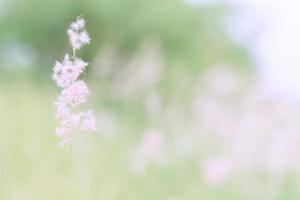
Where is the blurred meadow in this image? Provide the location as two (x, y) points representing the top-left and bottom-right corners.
(2, 0), (300, 199)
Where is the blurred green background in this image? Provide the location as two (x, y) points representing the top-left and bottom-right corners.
(3, 0), (299, 200)
(0, 0), (250, 79)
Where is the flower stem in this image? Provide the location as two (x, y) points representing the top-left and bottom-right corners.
(72, 48), (76, 59)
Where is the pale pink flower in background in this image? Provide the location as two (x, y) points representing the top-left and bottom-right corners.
(202, 157), (232, 186)
(131, 129), (166, 174)
(52, 16), (96, 145)
(185, 66), (300, 181)
(142, 130), (164, 158)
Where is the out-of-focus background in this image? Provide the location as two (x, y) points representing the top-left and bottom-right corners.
(2, 0), (300, 199)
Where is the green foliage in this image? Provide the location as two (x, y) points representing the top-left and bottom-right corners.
(0, 0), (250, 77)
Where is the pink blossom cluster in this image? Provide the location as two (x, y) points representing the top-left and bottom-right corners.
(52, 17), (96, 145)
(202, 157), (232, 186)
(67, 17), (91, 50)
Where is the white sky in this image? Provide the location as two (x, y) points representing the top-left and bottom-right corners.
(186, 0), (300, 99)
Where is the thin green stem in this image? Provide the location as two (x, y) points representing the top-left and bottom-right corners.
(72, 48), (76, 59)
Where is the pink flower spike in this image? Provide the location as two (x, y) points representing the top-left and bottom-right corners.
(52, 16), (96, 145)
(67, 17), (89, 50)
